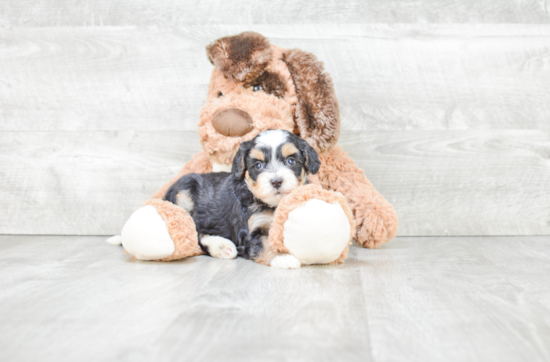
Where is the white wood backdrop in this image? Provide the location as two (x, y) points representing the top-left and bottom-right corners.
(0, 1), (549, 236)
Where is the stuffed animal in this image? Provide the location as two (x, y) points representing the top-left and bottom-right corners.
(113, 31), (398, 268)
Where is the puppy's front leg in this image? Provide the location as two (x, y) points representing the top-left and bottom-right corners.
(241, 228), (266, 260)
(199, 235), (237, 259)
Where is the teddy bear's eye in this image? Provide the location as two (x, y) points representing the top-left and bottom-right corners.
(218, 91), (223, 97)
(252, 85), (263, 92)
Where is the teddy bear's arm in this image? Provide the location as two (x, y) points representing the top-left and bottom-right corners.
(118, 152), (211, 261)
(314, 146), (399, 248)
(150, 152), (213, 200)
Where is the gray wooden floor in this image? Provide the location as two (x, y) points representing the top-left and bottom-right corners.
(1, 235), (549, 361)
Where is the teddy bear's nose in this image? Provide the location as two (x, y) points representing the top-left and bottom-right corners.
(211, 108), (254, 137)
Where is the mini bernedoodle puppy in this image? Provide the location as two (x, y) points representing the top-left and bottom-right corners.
(164, 129), (320, 262)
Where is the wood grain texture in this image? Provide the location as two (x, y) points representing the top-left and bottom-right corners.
(1, 235), (549, 361)
(1, 25), (549, 132)
(339, 130), (550, 236)
(0, 131), (202, 235)
(1, 130), (548, 236)
(0, 0), (549, 26)
(1, 12), (550, 236)
(0, 27), (211, 132)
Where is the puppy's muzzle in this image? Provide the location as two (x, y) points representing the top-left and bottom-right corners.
(211, 108), (254, 137)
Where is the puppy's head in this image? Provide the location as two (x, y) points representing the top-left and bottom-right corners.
(232, 129), (320, 207)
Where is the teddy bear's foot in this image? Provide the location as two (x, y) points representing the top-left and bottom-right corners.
(121, 205), (176, 260)
(267, 184), (355, 266)
(270, 254), (301, 269)
(119, 199), (204, 261)
(355, 204), (399, 249)
(200, 235), (237, 259)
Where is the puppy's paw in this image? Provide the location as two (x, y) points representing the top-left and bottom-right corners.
(270, 254), (301, 269)
(201, 235), (237, 259)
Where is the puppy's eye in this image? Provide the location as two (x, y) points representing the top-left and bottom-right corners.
(255, 162), (264, 170)
(218, 91), (223, 97)
(286, 158), (295, 166)
(252, 85), (263, 92)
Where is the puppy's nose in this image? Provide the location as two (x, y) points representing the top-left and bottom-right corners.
(271, 178), (283, 189)
(211, 108), (254, 137)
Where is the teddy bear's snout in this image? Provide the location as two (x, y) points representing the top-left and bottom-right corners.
(211, 108), (254, 137)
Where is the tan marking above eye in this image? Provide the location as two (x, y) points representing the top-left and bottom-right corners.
(299, 168), (305, 185)
(250, 148), (265, 161)
(281, 143), (299, 158)
(245, 171), (257, 188)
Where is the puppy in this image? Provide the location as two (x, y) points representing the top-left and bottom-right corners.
(164, 129), (320, 261)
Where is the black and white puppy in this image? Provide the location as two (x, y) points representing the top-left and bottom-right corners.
(164, 129), (320, 260)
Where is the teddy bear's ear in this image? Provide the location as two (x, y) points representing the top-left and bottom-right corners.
(283, 49), (340, 153)
(206, 32), (273, 83)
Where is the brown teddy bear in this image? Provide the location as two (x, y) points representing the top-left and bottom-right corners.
(113, 32), (398, 268)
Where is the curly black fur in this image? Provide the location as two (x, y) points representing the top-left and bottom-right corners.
(164, 172), (272, 259)
(164, 130), (320, 260)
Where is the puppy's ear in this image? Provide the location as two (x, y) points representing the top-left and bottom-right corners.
(206, 32), (272, 83)
(283, 49), (340, 153)
(298, 139), (321, 175)
(232, 140), (254, 179)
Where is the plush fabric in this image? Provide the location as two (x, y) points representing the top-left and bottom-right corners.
(198, 76), (295, 165)
(121, 205), (176, 260)
(265, 184), (355, 265)
(145, 199), (204, 261)
(206, 31), (273, 84)
(317, 146), (399, 248)
(122, 31), (399, 266)
(283, 49), (341, 153)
